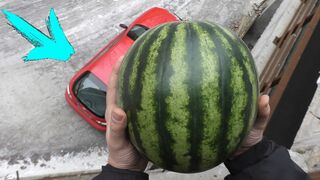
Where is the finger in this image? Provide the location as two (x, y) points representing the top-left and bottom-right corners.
(254, 95), (271, 131)
(107, 56), (124, 106)
(107, 107), (128, 150)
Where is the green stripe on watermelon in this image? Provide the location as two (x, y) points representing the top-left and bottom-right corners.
(153, 23), (181, 170)
(118, 25), (153, 106)
(123, 27), (165, 163)
(164, 23), (192, 171)
(185, 22), (204, 171)
(216, 23), (259, 140)
(199, 22), (233, 163)
(192, 22), (223, 170)
(137, 24), (178, 168)
(134, 26), (173, 167)
(215, 26), (247, 153)
(217, 24), (258, 146)
(128, 31), (153, 95)
(117, 29), (151, 149)
(216, 25), (258, 118)
(213, 24), (252, 155)
(237, 41), (259, 129)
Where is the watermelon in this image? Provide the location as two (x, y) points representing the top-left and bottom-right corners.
(117, 21), (259, 173)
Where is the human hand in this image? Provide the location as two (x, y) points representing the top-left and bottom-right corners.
(105, 57), (148, 171)
(231, 95), (271, 158)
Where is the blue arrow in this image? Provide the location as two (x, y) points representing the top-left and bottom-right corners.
(2, 8), (75, 62)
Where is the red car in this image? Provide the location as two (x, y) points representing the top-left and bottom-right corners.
(65, 7), (179, 131)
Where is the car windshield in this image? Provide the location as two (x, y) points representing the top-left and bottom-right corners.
(127, 25), (149, 40)
(73, 72), (106, 118)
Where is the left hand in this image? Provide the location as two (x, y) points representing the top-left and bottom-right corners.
(105, 57), (148, 171)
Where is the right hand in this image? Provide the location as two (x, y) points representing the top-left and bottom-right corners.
(231, 95), (271, 158)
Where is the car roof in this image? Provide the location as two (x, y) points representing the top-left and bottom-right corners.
(131, 7), (178, 28)
(85, 7), (178, 85)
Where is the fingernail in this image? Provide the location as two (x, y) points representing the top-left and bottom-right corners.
(111, 111), (122, 123)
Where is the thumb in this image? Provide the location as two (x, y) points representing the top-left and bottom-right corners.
(107, 106), (127, 150)
(254, 95), (270, 131)
(107, 107), (129, 151)
(110, 107), (127, 136)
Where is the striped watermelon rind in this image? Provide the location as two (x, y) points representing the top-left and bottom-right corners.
(117, 21), (259, 173)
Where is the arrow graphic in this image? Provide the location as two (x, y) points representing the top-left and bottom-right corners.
(2, 8), (75, 62)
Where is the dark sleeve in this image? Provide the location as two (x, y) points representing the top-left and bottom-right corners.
(92, 164), (148, 180)
(224, 138), (311, 180)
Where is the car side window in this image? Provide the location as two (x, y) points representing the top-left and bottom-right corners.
(127, 25), (149, 41)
